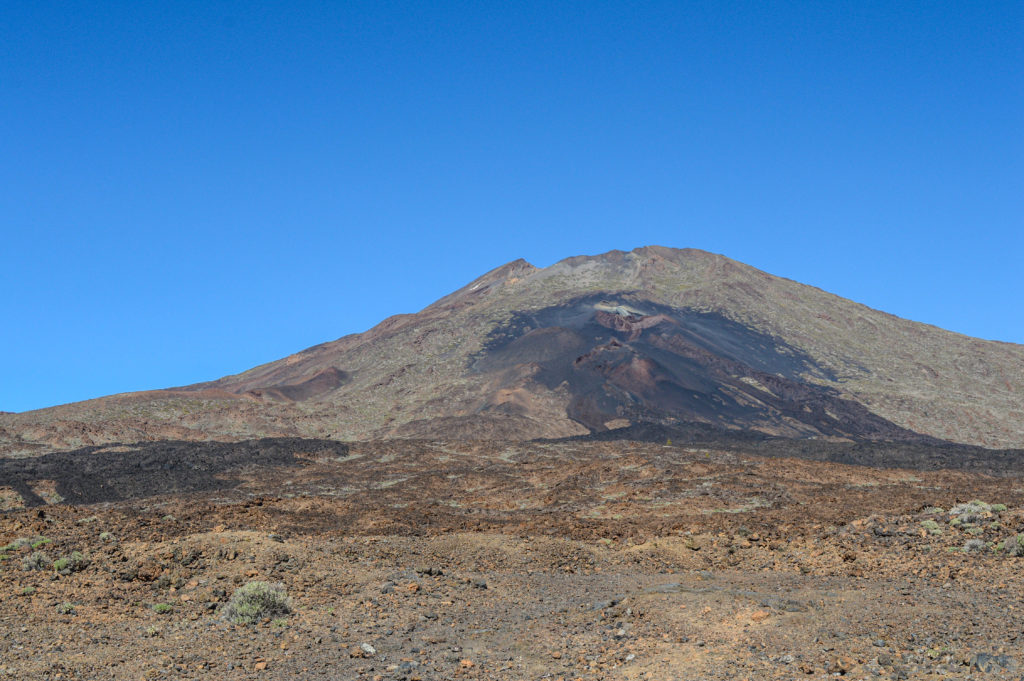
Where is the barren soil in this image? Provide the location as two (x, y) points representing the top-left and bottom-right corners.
(2, 438), (1024, 680)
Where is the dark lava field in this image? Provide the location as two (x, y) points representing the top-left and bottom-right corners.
(3, 435), (1024, 679)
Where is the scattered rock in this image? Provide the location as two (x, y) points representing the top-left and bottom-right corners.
(415, 565), (443, 576)
(592, 597), (621, 610)
(970, 653), (1016, 673)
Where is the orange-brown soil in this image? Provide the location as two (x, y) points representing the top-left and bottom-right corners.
(2, 439), (1023, 680)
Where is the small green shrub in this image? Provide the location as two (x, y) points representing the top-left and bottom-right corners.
(21, 551), (50, 571)
(991, 503), (1008, 512)
(950, 501), (991, 525)
(963, 539), (986, 553)
(222, 581), (292, 625)
(19, 586), (36, 596)
(2, 539), (25, 553)
(1003, 533), (1024, 557)
(56, 602), (75, 615)
(152, 603), (172, 614)
(99, 531), (115, 543)
(920, 520), (942, 535)
(53, 551), (88, 575)
(3, 536), (48, 552)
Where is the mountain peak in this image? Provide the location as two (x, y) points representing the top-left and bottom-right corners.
(3, 247), (1022, 455)
(422, 257), (538, 314)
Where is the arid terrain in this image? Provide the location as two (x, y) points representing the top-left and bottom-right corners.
(3, 247), (1023, 679)
(4, 247), (1024, 455)
(3, 436), (1024, 680)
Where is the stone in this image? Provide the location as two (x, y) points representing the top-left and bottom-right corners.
(415, 565), (442, 576)
(970, 653), (1016, 673)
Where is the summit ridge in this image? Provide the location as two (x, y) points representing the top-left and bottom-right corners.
(2, 246), (1022, 455)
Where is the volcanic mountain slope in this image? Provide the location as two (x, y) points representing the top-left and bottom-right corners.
(2, 246), (1023, 455)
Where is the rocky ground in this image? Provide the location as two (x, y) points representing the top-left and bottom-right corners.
(2, 438), (1024, 680)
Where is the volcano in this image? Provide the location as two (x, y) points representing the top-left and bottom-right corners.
(3, 246), (1023, 455)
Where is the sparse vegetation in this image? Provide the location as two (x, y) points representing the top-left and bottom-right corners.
(53, 551), (88, 575)
(1002, 533), (1024, 557)
(99, 531), (115, 542)
(2, 536), (51, 555)
(222, 581), (292, 624)
(21, 551), (50, 571)
(949, 500), (993, 525)
(2, 538), (31, 552)
(56, 602), (76, 615)
(963, 539), (986, 553)
(2, 435), (1024, 679)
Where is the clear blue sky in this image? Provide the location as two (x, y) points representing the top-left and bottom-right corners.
(2, 1), (1021, 412)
